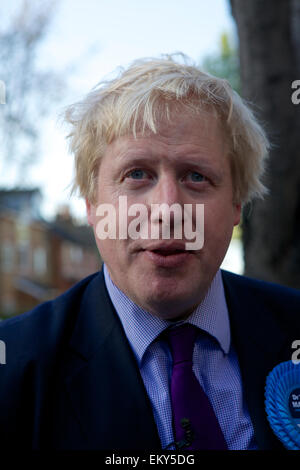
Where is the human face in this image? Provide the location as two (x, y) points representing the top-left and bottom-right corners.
(86, 109), (241, 320)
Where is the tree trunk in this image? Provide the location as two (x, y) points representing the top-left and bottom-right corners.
(230, 0), (300, 288)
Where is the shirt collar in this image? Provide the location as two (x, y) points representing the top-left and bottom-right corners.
(103, 264), (231, 366)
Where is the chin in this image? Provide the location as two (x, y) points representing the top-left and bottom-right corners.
(140, 286), (201, 319)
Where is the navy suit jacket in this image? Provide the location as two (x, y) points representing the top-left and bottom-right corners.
(0, 268), (299, 450)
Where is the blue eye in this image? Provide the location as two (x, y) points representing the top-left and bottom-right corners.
(128, 169), (145, 179)
(190, 171), (205, 182)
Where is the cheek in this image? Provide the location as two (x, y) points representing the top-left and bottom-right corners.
(94, 233), (128, 262)
(94, 237), (118, 270)
(203, 202), (236, 240)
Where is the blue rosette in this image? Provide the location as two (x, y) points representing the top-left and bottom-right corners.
(265, 360), (300, 449)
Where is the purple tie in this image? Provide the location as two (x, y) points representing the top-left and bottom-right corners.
(166, 323), (228, 450)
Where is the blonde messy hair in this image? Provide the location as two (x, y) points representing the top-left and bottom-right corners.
(64, 53), (270, 205)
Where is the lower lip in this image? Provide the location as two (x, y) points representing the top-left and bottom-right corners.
(143, 250), (194, 268)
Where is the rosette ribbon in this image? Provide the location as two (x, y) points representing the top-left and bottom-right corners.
(265, 360), (300, 449)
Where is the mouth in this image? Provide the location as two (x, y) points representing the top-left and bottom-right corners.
(150, 248), (187, 256)
(142, 242), (189, 253)
(141, 244), (194, 268)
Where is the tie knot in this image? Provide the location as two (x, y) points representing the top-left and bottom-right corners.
(166, 323), (198, 365)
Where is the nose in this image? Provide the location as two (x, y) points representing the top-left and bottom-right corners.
(148, 173), (184, 235)
(149, 173), (182, 207)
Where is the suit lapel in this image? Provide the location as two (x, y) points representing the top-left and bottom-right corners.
(62, 271), (161, 450)
(222, 270), (290, 450)
(56, 268), (291, 450)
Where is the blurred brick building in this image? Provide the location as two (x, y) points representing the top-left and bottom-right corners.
(0, 189), (101, 318)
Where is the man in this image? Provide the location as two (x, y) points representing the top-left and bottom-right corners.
(0, 55), (299, 451)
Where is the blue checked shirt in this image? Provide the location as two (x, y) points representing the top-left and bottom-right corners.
(103, 264), (257, 450)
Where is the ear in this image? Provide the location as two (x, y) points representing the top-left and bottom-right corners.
(233, 203), (241, 226)
(85, 198), (95, 226)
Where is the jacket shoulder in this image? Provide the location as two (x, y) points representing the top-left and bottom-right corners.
(222, 269), (300, 299)
(0, 271), (101, 360)
(221, 269), (300, 324)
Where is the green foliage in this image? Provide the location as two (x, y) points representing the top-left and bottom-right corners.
(201, 32), (240, 93)
(232, 223), (242, 240)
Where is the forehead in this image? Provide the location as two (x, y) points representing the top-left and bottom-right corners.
(107, 109), (226, 162)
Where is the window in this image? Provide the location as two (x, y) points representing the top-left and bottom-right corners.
(1, 242), (15, 273)
(33, 247), (47, 276)
(18, 240), (30, 273)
